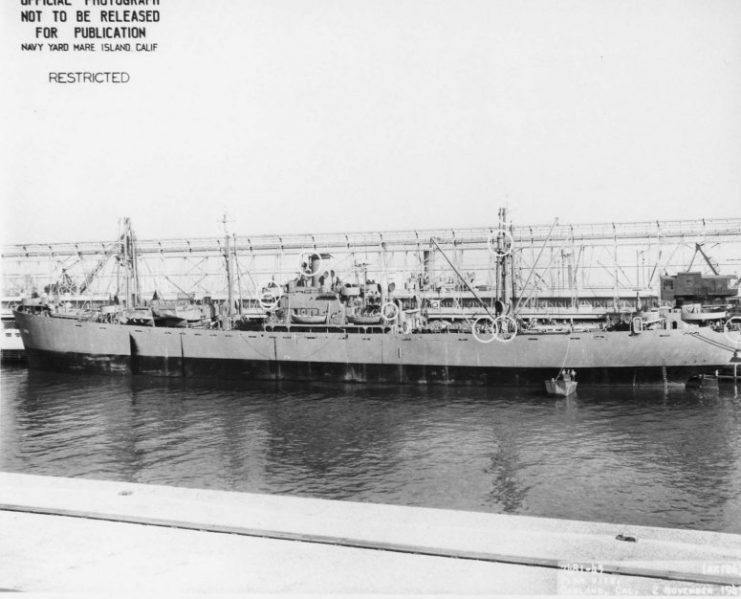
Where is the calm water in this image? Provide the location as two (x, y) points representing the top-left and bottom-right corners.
(2, 364), (740, 534)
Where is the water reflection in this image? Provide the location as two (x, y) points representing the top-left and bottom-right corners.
(1, 364), (740, 533)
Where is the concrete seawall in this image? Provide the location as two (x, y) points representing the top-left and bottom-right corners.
(1, 472), (739, 593)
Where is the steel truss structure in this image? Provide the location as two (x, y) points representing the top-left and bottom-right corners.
(3, 217), (740, 308)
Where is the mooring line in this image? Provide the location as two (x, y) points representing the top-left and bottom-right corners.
(687, 332), (739, 353)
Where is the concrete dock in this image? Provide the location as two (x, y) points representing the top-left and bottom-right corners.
(1, 473), (740, 594)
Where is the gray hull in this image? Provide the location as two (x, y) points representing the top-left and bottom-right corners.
(14, 311), (739, 387)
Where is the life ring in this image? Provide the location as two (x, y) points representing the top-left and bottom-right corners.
(631, 316), (643, 334)
(723, 316), (741, 346)
(494, 315), (518, 343)
(297, 252), (323, 278)
(381, 302), (399, 322)
(487, 221), (514, 258)
(257, 281), (282, 310)
(472, 316), (497, 344)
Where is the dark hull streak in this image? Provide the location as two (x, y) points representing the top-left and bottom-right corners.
(25, 348), (721, 387)
(1, 350), (26, 362)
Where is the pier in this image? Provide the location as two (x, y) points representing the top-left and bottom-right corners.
(1, 472), (740, 593)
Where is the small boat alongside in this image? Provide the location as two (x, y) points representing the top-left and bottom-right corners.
(685, 373), (720, 392)
(686, 361), (741, 390)
(1, 309), (24, 362)
(545, 370), (578, 396)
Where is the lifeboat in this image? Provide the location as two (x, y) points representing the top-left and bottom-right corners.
(291, 312), (327, 325)
(680, 304), (727, 323)
(347, 313), (382, 325)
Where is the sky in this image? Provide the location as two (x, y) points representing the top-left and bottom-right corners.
(1, 0), (740, 245)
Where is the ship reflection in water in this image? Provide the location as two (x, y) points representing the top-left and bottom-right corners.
(1, 364), (740, 534)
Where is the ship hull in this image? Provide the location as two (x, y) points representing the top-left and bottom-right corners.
(15, 311), (738, 387)
(23, 347), (724, 387)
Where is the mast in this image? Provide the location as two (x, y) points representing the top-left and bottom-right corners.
(130, 220), (140, 306)
(233, 232), (243, 316)
(498, 207), (508, 309)
(117, 217), (139, 307)
(510, 227), (517, 310)
(221, 214), (234, 327)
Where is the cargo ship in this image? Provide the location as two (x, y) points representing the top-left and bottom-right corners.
(13, 218), (741, 387)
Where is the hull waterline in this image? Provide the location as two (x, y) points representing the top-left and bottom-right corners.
(15, 311), (738, 387)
